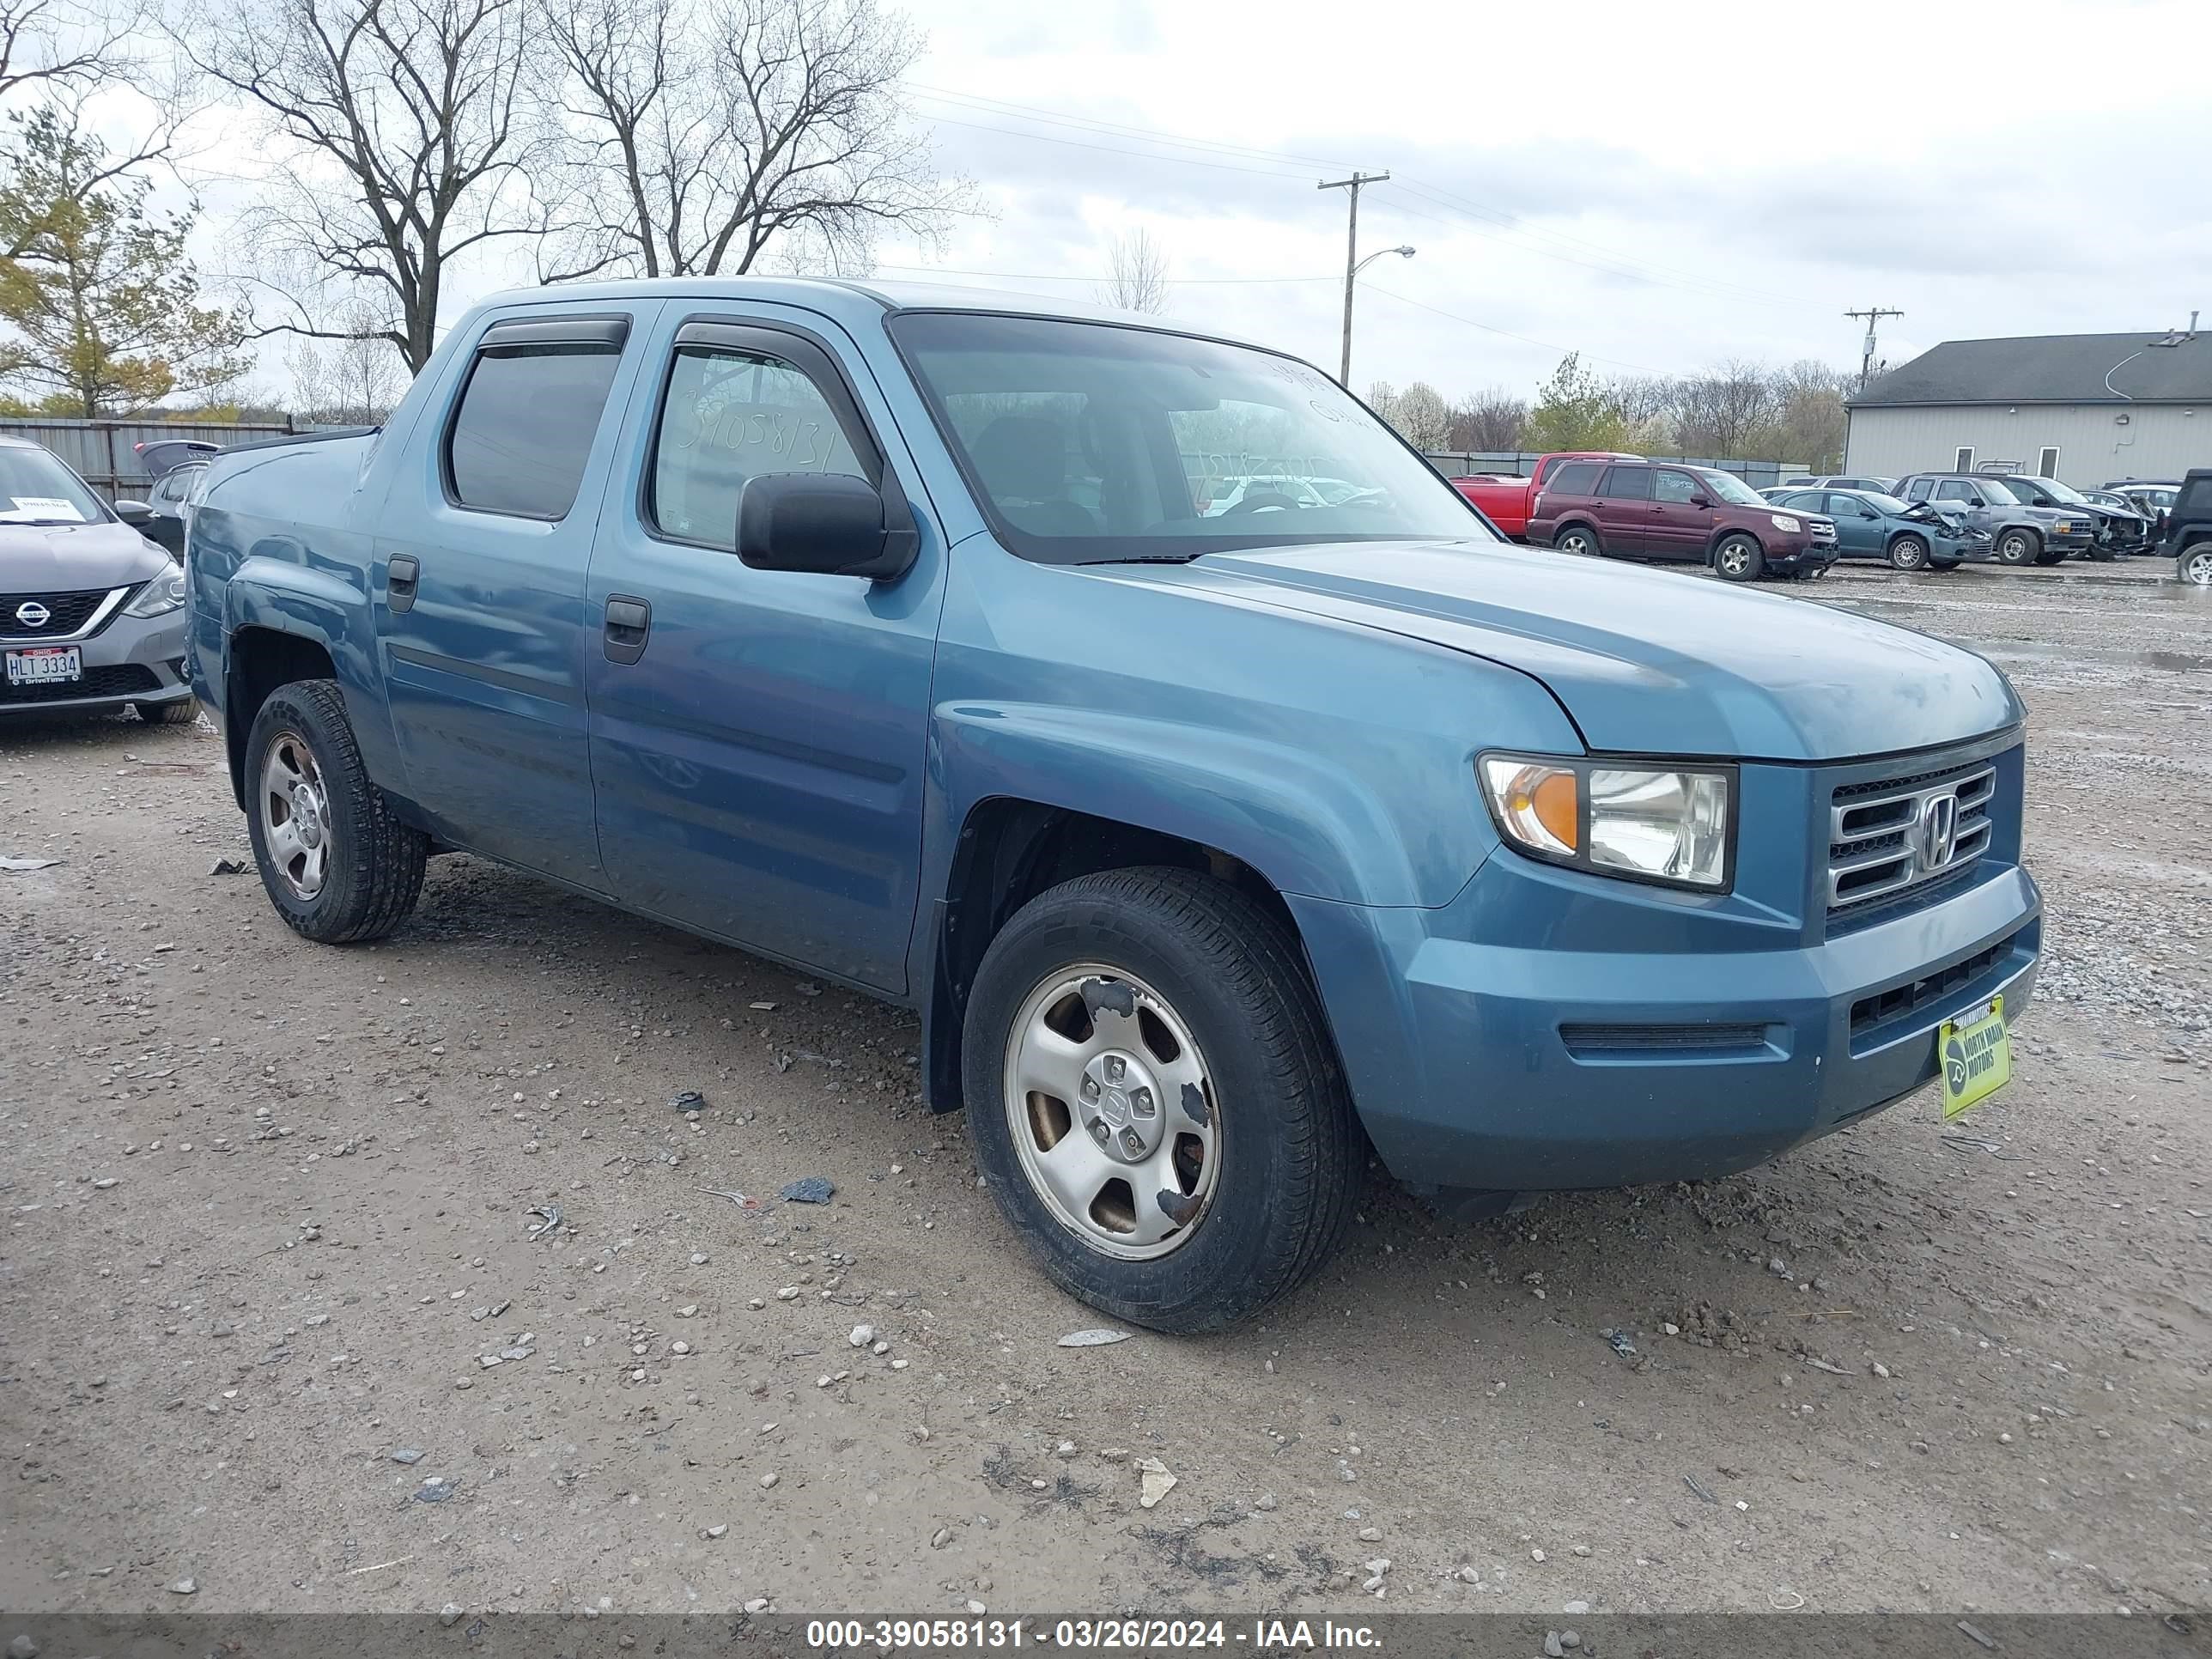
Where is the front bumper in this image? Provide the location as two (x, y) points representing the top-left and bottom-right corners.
(0, 598), (191, 717)
(1765, 535), (1835, 573)
(1290, 747), (2040, 1193)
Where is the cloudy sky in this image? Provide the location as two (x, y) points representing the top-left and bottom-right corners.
(132, 0), (2212, 402)
(872, 0), (2212, 399)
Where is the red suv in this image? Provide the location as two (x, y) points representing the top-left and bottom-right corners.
(1528, 459), (1838, 581)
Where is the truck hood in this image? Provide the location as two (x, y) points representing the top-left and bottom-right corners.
(1119, 539), (2022, 763)
(0, 520), (172, 592)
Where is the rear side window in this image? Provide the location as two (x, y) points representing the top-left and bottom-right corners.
(650, 339), (870, 550)
(1597, 466), (1651, 499)
(447, 335), (625, 520)
(1902, 477), (1933, 501)
(1546, 461), (1601, 495)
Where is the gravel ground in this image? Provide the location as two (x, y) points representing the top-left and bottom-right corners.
(1, 560), (2206, 1621)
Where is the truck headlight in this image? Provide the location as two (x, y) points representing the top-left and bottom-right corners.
(1770, 514), (1802, 533)
(1479, 755), (1734, 890)
(124, 561), (186, 619)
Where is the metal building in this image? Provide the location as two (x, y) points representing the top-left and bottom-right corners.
(1844, 326), (2211, 485)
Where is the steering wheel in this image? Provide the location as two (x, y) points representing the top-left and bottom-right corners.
(1222, 490), (1303, 516)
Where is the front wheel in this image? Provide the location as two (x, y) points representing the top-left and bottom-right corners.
(2182, 543), (2212, 586)
(136, 696), (199, 725)
(1995, 528), (2040, 565)
(1887, 533), (1930, 572)
(962, 867), (1361, 1333)
(245, 679), (428, 944)
(1713, 534), (1765, 581)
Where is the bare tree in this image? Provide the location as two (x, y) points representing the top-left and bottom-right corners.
(1674, 358), (1780, 458)
(0, 0), (146, 105)
(1367, 378), (1449, 451)
(184, 0), (552, 371)
(1096, 227), (1168, 313)
(284, 296), (407, 422)
(540, 0), (969, 279)
(1445, 386), (1528, 452)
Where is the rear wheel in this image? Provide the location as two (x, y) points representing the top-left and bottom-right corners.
(245, 679), (427, 944)
(1887, 533), (1930, 572)
(1553, 524), (1600, 558)
(1713, 533), (1764, 581)
(2182, 542), (2212, 586)
(136, 696), (198, 725)
(962, 867), (1361, 1333)
(1995, 528), (2040, 565)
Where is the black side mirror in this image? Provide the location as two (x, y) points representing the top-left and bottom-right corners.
(112, 499), (153, 524)
(1688, 495), (1711, 508)
(736, 472), (917, 580)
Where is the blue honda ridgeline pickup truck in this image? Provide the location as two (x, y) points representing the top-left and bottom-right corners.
(187, 279), (2041, 1331)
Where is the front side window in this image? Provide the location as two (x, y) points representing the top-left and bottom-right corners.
(0, 445), (106, 524)
(1935, 481), (1978, 502)
(447, 342), (624, 519)
(1653, 470), (1699, 505)
(651, 343), (869, 550)
(892, 311), (1492, 563)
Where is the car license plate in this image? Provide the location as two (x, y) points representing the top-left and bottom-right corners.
(4, 646), (82, 685)
(1939, 995), (2010, 1120)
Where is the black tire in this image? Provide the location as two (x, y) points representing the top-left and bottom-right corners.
(961, 866), (1361, 1334)
(1712, 533), (1764, 581)
(1887, 533), (1930, 572)
(1931, 558), (1961, 571)
(1552, 523), (1601, 558)
(2181, 542), (2212, 586)
(136, 696), (199, 725)
(1995, 527), (2040, 566)
(244, 678), (427, 944)
(2035, 546), (2068, 566)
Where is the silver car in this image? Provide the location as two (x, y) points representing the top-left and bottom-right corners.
(0, 435), (196, 724)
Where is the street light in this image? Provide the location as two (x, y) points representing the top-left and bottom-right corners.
(1340, 245), (1414, 387)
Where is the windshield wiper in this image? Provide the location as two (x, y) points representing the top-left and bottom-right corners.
(1074, 552), (1205, 566)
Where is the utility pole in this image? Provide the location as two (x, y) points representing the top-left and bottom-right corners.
(1845, 306), (1904, 391)
(1320, 170), (1389, 386)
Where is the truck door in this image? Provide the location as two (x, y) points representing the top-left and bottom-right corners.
(580, 310), (946, 994)
(371, 304), (661, 889)
(1590, 465), (1652, 555)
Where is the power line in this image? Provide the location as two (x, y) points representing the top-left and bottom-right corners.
(902, 83), (1834, 315)
(870, 262), (1333, 287)
(1360, 284), (1662, 374)
(1844, 306), (1905, 390)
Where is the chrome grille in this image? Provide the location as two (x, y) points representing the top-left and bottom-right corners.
(1827, 760), (1996, 911)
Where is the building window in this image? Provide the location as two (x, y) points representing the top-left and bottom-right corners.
(2037, 446), (2060, 478)
(1953, 446), (1975, 471)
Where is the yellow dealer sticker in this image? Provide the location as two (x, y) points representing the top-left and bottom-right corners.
(1940, 995), (2011, 1120)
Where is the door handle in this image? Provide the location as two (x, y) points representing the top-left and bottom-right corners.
(386, 554), (419, 613)
(604, 594), (651, 665)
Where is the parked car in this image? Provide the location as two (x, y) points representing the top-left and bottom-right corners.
(1529, 458), (1838, 580)
(186, 278), (2040, 1331)
(1452, 451), (1639, 539)
(0, 434), (196, 724)
(2100, 478), (2181, 535)
(1779, 474), (1898, 494)
(2162, 468), (2212, 585)
(141, 459), (208, 556)
(1763, 487), (1990, 570)
(1892, 473), (2094, 565)
(1992, 474), (2151, 558)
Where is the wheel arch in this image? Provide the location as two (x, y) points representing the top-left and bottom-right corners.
(222, 626), (339, 810)
(919, 798), (1337, 1118)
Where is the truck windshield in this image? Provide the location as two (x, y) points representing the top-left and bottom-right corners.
(890, 311), (1495, 563)
(0, 447), (107, 524)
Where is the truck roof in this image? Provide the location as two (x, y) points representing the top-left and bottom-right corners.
(464, 274), (1279, 349)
